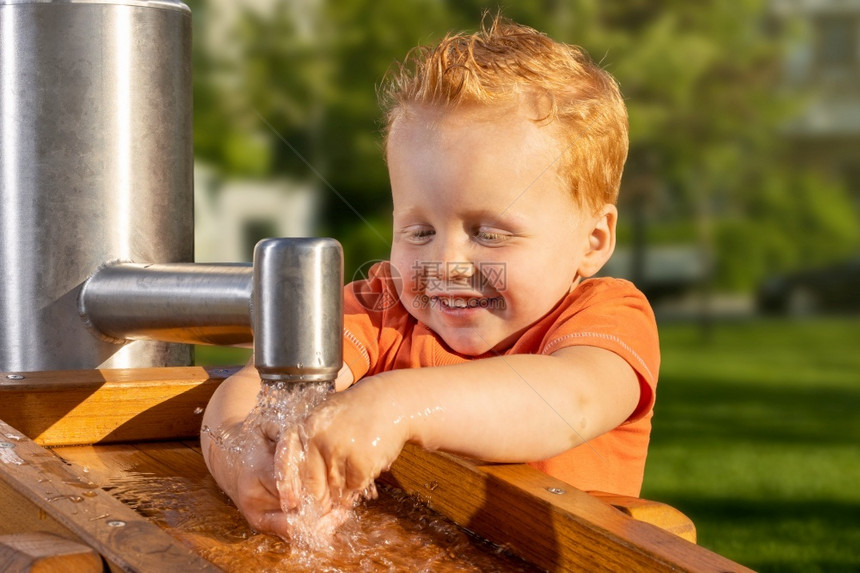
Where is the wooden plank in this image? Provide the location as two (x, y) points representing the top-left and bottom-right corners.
(2, 368), (747, 571)
(55, 440), (713, 573)
(0, 419), (221, 572)
(0, 532), (103, 573)
(52, 442), (212, 485)
(0, 367), (238, 446)
(381, 443), (753, 573)
(53, 441), (256, 562)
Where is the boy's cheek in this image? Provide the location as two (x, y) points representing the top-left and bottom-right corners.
(479, 261), (509, 292)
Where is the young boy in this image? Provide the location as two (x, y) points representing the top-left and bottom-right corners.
(202, 16), (659, 539)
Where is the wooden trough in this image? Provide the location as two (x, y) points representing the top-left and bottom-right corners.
(0, 367), (753, 572)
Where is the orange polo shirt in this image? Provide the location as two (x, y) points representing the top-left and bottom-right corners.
(342, 262), (659, 497)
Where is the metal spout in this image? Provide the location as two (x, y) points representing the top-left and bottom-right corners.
(252, 238), (343, 384)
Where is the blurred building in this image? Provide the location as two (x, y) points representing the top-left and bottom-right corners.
(773, 0), (860, 207)
(194, 164), (319, 263)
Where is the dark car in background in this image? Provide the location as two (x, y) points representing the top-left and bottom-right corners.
(757, 256), (860, 315)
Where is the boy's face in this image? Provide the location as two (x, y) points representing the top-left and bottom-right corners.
(387, 104), (612, 356)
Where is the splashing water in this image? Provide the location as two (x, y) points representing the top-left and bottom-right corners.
(216, 380), (362, 551)
(189, 383), (540, 570)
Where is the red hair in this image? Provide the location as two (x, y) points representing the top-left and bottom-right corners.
(380, 15), (629, 211)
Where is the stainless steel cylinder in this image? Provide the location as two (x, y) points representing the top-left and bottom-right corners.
(81, 263), (254, 347)
(0, 0), (193, 371)
(253, 238), (343, 383)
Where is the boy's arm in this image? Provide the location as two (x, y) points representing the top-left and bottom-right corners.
(277, 346), (639, 509)
(397, 346), (639, 460)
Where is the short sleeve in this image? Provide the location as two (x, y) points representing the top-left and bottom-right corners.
(540, 279), (660, 423)
(342, 262), (412, 381)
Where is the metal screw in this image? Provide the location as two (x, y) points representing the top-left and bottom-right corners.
(0, 442), (15, 449)
(5, 374), (24, 380)
(106, 520), (126, 528)
(546, 487), (566, 495)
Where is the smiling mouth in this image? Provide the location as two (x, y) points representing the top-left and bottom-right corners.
(430, 296), (506, 310)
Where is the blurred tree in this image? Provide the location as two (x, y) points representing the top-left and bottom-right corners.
(545, 0), (860, 290)
(191, 0), (453, 274)
(189, 0), (860, 289)
(187, 0), (273, 176)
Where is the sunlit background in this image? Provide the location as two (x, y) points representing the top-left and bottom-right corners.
(186, 1), (860, 571)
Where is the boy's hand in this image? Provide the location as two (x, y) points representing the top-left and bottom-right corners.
(205, 420), (290, 537)
(274, 376), (409, 511)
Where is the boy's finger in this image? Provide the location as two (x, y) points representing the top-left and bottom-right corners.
(259, 468), (280, 499)
(274, 430), (303, 510)
(250, 508), (290, 538)
(301, 445), (332, 513)
(344, 454), (375, 493)
(259, 419), (282, 443)
(327, 456), (347, 504)
(234, 483), (282, 527)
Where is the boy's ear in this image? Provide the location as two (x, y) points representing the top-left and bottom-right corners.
(577, 204), (617, 279)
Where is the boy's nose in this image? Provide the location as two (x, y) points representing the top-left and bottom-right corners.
(441, 261), (476, 282)
(431, 238), (475, 280)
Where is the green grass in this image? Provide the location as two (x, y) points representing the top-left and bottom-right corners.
(642, 317), (860, 572)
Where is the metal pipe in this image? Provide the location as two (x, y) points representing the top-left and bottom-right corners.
(79, 238), (344, 383)
(1, 1), (344, 381)
(253, 238), (343, 383)
(80, 263), (254, 346)
(0, 0), (193, 371)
